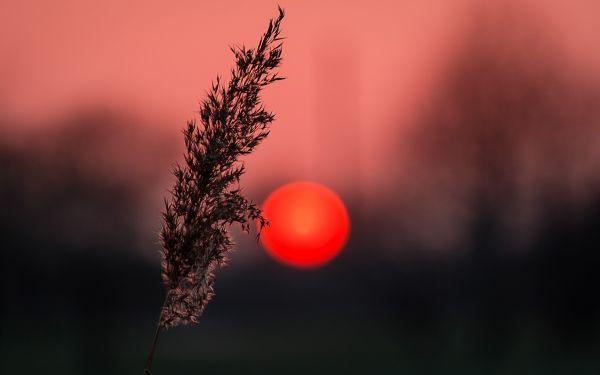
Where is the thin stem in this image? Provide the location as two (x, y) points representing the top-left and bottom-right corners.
(144, 324), (162, 374)
(144, 298), (166, 375)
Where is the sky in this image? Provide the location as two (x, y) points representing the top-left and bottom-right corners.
(2, 0), (599, 196)
(1, 0), (600, 256)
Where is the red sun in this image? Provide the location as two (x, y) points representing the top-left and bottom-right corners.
(260, 182), (350, 269)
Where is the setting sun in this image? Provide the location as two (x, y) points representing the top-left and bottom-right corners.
(260, 182), (350, 269)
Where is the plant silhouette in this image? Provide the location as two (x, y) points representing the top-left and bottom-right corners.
(144, 7), (284, 374)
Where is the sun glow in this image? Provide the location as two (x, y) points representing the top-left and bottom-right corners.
(260, 182), (350, 269)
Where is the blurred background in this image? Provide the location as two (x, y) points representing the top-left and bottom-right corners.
(1, 0), (600, 373)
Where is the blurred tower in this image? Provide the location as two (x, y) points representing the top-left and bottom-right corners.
(313, 34), (364, 206)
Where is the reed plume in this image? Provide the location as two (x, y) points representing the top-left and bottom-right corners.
(144, 7), (284, 374)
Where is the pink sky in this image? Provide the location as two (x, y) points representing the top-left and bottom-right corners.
(1, 0), (599, 196)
